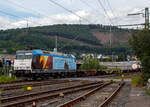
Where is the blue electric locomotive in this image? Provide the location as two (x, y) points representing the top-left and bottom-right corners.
(13, 49), (76, 79)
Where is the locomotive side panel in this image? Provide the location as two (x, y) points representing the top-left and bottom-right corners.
(53, 56), (76, 71)
(32, 55), (53, 70)
(13, 49), (77, 79)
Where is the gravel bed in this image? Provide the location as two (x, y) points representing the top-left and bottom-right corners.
(125, 85), (150, 107)
(1, 80), (83, 98)
(72, 83), (118, 107)
(44, 88), (93, 107)
(108, 82), (131, 107)
(62, 77), (131, 82)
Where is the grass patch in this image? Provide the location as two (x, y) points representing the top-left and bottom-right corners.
(131, 76), (143, 87)
(0, 75), (18, 83)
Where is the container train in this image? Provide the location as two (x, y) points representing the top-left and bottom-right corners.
(13, 49), (77, 79)
(12, 49), (141, 80)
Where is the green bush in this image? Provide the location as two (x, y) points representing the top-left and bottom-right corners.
(0, 67), (2, 72)
(146, 89), (150, 96)
(131, 76), (143, 86)
(129, 30), (150, 83)
(79, 56), (105, 70)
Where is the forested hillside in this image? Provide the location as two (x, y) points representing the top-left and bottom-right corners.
(0, 24), (131, 54)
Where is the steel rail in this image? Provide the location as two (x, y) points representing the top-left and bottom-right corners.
(0, 80), (76, 91)
(98, 82), (125, 107)
(57, 82), (111, 107)
(1, 82), (103, 107)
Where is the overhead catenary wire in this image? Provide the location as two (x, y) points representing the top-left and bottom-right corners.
(97, 0), (114, 59)
(122, 8), (147, 29)
(4, 0), (68, 25)
(1, 0), (134, 51)
(79, 0), (105, 16)
(48, 0), (93, 24)
(1, 0), (68, 29)
(5, 0), (42, 18)
(0, 10), (27, 29)
(48, 0), (98, 50)
(2, 0), (84, 30)
(105, 0), (116, 17)
(118, 23), (145, 27)
(97, 0), (114, 26)
(0, 0), (100, 31)
(79, 0), (107, 24)
(0, 10), (21, 19)
(104, 0), (129, 27)
(0, 9), (43, 28)
(105, 0), (118, 25)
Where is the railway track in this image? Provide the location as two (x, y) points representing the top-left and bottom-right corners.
(57, 82), (125, 107)
(1, 80), (81, 98)
(99, 82), (125, 107)
(0, 80), (27, 85)
(0, 80), (73, 91)
(0, 81), (104, 107)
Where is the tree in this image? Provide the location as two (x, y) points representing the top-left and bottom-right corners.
(79, 56), (104, 70)
(129, 29), (150, 83)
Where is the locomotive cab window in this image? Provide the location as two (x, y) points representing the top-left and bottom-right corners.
(16, 53), (32, 59)
(16, 54), (24, 59)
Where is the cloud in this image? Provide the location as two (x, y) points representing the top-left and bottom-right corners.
(0, 10), (94, 30)
(105, 7), (145, 29)
(0, 2), (146, 30)
(0, 16), (14, 29)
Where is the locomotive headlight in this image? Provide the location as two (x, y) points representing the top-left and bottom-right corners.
(132, 64), (138, 70)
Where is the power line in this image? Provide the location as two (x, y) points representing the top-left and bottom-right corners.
(105, 0), (115, 16)
(48, 0), (93, 24)
(4, 0), (62, 23)
(105, 0), (128, 26)
(127, 7), (149, 29)
(118, 23), (145, 27)
(97, 0), (114, 25)
(3, 0), (63, 26)
(0, 10), (21, 19)
(5, 0), (41, 17)
(105, 0), (117, 23)
(79, 0), (105, 16)
(48, 0), (100, 50)
(1, 0), (69, 29)
(0, 9), (43, 29)
(79, 0), (107, 24)
(0, 9), (28, 29)
(97, 0), (115, 61)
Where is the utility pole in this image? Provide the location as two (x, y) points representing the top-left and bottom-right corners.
(127, 7), (149, 29)
(26, 19), (28, 33)
(145, 7), (149, 29)
(55, 35), (58, 52)
(109, 25), (113, 62)
(79, 17), (81, 25)
(27, 20), (28, 28)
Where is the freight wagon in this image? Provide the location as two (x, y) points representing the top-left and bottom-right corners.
(13, 49), (76, 79)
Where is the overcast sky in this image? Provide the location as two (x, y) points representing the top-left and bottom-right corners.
(0, 0), (150, 29)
